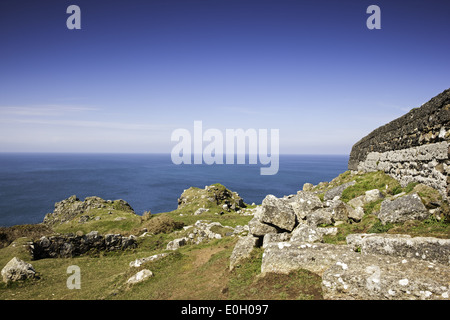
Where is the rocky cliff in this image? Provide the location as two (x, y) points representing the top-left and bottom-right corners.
(348, 88), (450, 198)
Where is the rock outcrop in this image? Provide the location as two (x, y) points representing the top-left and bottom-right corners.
(166, 219), (248, 251)
(348, 88), (450, 198)
(177, 183), (246, 212)
(378, 192), (429, 224)
(43, 195), (136, 225)
(230, 174), (449, 300)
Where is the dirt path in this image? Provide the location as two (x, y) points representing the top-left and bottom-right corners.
(168, 243), (233, 300)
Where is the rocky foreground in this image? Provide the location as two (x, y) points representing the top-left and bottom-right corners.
(228, 175), (450, 300)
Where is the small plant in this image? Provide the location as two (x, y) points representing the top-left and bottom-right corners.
(367, 220), (393, 233)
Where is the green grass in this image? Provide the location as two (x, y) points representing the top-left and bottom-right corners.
(52, 207), (142, 235)
(340, 171), (402, 202)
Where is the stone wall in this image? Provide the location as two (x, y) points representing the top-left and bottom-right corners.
(348, 88), (450, 198)
(31, 231), (137, 259)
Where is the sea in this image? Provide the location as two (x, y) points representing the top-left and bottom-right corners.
(0, 153), (349, 227)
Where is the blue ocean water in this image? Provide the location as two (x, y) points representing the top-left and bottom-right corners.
(0, 153), (349, 227)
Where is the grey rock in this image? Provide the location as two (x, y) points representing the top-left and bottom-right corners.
(260, 195), (297, 232)
(194, 207), (209, 215)
(323, 181), (356, 201)
(306, 208), (333, 227)
(364, 189), (384, 203)
(166, 237), (189, 250)
(322, 252), (450, 300)
(127, 269), (153, 284)
(229, 235), (260, 270)
(261, 242), (356, 275)
(348, 206), (365, 222)
(248, 217), (278, 236)
(1, 257), (37, 283)
(346, 233), (378, 251)
(130, 253), (169, 267)
(328, 200), (351, 223)
(262, 232), (291, 248)
(360, 234), (450, 265)
(348, 195), (365, 209)
(293, 191), (323, 220)
(378, 193), (429, 224)
(290, 224), (323, 243)
(290, 224), (338, 244)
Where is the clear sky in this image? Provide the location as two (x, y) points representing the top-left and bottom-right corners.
(1, 0), (449, 154)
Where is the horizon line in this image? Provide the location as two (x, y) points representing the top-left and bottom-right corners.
(0, 151), (349, 156)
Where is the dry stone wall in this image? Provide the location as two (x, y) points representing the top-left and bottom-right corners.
(348, 88), (450, 198)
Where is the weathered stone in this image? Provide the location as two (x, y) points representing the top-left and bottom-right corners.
(1, 257), (37, 283)
(229, 235), (259, 270)
(293, 191), (323, 220)
(261, 242), (356, 275)
(346, 233), (378, 251)
(127, 269), (153, 284)
(348, 195), (365, 209)
(378, 193), (429, 224)
(306, 208), (333, 227)
(328, 200), (352, 223)
(262, 232), (291, 248)
(248, 217), (277, 236)
(177, 184), (245, 210)
(290, 224), (322, 243)
(166, 237), (189, 250)
(360, 234), (450, 265)
(350, 207), (364, 222)
(260, 195), (296, 232)
(364, 189), (384, 203)
(302, 183), (314, 191)
(130, 253), (169, 267)
(323, 181), (356, 201)
(194, 208), (209, 215)
(322, 252), (450, 300)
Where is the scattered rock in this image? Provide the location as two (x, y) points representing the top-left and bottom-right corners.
(194, 208), (209, 215)
(1, 257), (37, 283)
(364, 189), (384, 203)
(302, 183), (314, 191)
(293, 191), (323, 221)
(306, 208), (333, 227)
(260, 195), (297, 232)
(290, 224), (323, 243)
(248, 217), (278, 237)
(129, 253), (169, 267)
(378, 193), (429, 224)
(166, 237), (189, 250)
(323, 181), (356, 201)
(229, 235), (260, 271)
(127, 269), (153, 284)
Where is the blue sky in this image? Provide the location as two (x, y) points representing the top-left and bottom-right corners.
(0, 0), (449, 154)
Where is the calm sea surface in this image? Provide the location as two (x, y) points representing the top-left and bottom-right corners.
(0, 153), (349, 227)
